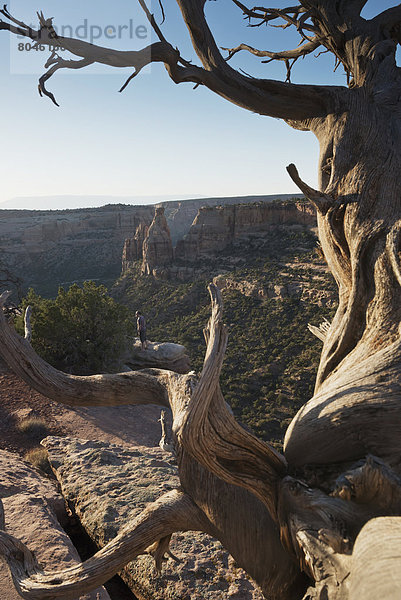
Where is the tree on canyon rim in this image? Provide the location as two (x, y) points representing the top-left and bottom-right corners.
(2, 2), (401, 599)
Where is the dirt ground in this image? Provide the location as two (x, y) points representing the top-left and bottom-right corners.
(0, 362), (167, 459)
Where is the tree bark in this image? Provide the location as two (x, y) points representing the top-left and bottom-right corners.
(285, 87), (401, 471)
(2, 2), (401, 598)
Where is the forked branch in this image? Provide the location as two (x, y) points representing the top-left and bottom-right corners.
(174, 284), (287, 521)
(0, 490), (210, 600)
(223, 39), (321, 62)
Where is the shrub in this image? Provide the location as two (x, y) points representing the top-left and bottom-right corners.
(16, 281), (134, 374)
(24, 447), (53, 477)
(18, 417), (50, 440)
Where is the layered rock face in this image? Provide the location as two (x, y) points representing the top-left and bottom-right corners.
(0, 205), (154, 295)
(141, 207), (174, 275)
(43, 436), (264, 600)
(160, 193), (303, 245)
(121, 201), (315, 278)
(0, 195), (307, 295)
(175, 202), (316, 260)
(121, 222), (149, 275)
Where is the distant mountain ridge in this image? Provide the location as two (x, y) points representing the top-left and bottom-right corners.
(0, 193), (301, 212)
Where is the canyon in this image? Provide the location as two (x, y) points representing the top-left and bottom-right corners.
(0, 194), (302, 297)
(123, 201), (316, 281)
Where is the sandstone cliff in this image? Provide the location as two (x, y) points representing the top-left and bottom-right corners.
(121, 222), (149, 275)
(120, 201), (316, 281)
(0, 205), (154, 295)
(161, 193), (303, 244)
(175, 201), (316, 260)
(141, 207), (174, 276)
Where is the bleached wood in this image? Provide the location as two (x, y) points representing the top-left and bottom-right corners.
(349, 517), (401, 600)
(24, 306), (32, 343)
(0, 491), (210, 600)
(1, 1), (401, 598)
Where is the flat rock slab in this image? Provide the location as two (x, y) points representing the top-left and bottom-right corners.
(43, 437), (264, 600)
(0, 449), (110, 600)
(126, 340), (191, 374)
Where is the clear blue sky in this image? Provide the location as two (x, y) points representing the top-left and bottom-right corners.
(0, 0), (396, 206)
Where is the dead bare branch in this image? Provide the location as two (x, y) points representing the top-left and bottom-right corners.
(0, 490), (210, 599)
(174, 284), (287, 521)
(39, 56), (95, 106)
(24, 306), (32, 343)
(223, 38), (320, 62)
(231, 0), (316, 33)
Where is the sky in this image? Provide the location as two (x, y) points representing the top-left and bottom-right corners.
(0, 0), (397, 208)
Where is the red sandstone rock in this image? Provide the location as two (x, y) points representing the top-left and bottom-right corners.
(141, 207), (174, 275)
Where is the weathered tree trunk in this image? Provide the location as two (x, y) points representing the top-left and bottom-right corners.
(2, 2), (401, 599)
(285, 90), (401, 471)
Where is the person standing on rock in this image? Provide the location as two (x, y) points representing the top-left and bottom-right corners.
(136, 310), (148, 351)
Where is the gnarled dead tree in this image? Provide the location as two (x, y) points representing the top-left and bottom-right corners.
(2, 1), (401, 599)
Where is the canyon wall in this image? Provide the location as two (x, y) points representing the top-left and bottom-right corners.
(0, 205), (154, 295)
(121, 200), (316, 281)
(175, 202), (316, 260)
(160, 193), (302, 244)
(0, 194), (306, 296)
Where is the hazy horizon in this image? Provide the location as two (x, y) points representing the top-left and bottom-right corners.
(0, 192), (303, 211)
(0, 194), (205, 210)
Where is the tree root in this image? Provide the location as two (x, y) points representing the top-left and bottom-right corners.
(0, 490), (210, 600)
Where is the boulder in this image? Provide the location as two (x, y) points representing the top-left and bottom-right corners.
(126, 339), (191, 374)
(43, 437), (264, 600)
(0, 449), (110, 600)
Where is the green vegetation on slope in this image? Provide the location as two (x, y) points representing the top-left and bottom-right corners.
(114, 227), (337, 448)
(15, 281), (133, 375)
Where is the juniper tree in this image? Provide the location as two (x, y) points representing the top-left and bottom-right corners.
(1, 2), (401, 599)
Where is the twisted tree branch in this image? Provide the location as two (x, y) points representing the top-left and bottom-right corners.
(0, 490), (210, 600)
(0, 293), (170, 407)
(174, 285), (287, 521)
